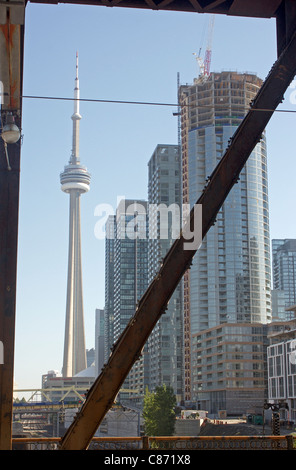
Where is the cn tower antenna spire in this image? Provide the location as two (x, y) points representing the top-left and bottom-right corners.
(71, 51), (81, 164)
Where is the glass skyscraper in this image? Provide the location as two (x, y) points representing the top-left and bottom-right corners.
(104, 199), (149, 401)
(104, 215), (115, 363)
(272, 239), (296, 319)
(180, 71), (272, 401)
(113, 199), (148, 342)
(147, 144), (184, 402)
(104, 150), (184, 403)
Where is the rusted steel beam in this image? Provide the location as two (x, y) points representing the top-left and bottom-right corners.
(11, 434), (294, 450)
(0, 4), (24, 450)
(60, 21), (296, 450)
(27, 0), (283, 18)
(0, 120), (22, 451)
(276, 0), (296, 56)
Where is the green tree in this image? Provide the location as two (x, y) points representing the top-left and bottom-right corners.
(143, 384), (176, 436)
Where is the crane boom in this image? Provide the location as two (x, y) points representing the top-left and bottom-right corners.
(193, 14), (215, 79)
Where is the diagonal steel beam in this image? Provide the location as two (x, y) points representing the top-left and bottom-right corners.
(60, 20), (296, 450)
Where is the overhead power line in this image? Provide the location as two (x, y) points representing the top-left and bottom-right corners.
(21, 95), (178, 108)
(20, 94), (296, 114)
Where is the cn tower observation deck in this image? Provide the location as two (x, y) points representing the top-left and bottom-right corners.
(60, 163), (91, 194)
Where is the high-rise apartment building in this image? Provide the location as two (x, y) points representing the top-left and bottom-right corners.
(192, 322), (268, 414)
(95, 308), (105, 376)
(147, 144), (184, 402)
(272, 239), (296, 319)
(104, 199), (149, 400)
(104, 215), (115, 363)
(271, 289), (286, 321)
(113, 199), (148, 342)
(180, 71), (272, 402)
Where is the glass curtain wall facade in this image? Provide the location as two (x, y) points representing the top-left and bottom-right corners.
(147, 144), (184, 402)
(104, 200), (149, 401)
(104, 215), (115, 363)
(113, 199), (148, 341)
(95, 308), (105, 376)
(272, 239), (296, 319)
(180, 71), (272, 402)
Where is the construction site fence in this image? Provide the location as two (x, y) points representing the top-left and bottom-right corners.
(11, 434), (295, 450)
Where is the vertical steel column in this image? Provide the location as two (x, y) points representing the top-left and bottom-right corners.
(0, 133), (21, 450)
(276, 0), (296, 56)
(0, 3), (24, 449)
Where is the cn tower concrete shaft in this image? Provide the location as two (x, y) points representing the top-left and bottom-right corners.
(60, 53), (90, 377)
(62, 191), (86, 376)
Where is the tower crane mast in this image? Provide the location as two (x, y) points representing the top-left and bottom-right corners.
(204, 14), (215, 77)
(194, 14), (215, 79)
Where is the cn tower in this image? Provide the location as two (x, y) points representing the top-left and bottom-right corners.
(60, 53), (91, 377)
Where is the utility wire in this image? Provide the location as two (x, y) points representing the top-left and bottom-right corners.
(20, 94), (296, 113)
(21, 95), (178, 107)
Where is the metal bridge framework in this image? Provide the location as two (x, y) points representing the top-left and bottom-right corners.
(1, 0), (296, 450)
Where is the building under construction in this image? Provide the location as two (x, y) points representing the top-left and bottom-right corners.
(179, 71), (272, 405)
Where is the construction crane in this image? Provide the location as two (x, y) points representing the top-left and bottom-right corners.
(193, 14), (215, 79)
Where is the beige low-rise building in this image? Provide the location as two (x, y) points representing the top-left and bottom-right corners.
(191, 322), (268, 416)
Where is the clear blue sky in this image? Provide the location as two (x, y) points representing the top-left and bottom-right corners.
(14, 3), (296, 391)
